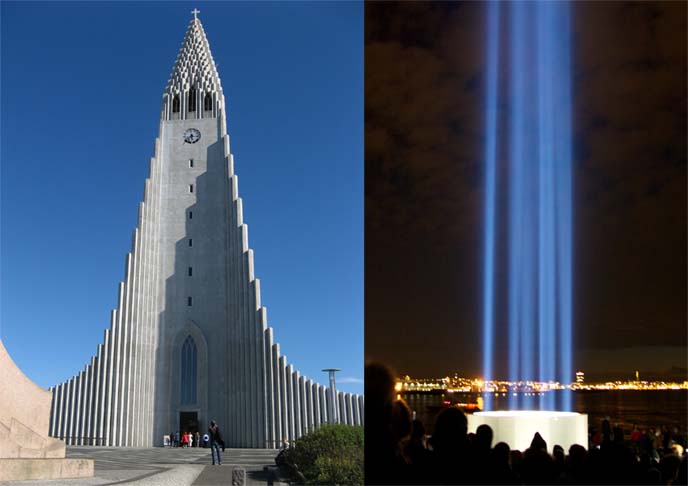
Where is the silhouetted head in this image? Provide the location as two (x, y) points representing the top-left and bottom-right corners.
(568, 444), (587, 469)
(475, 424), (494, 451)
(210, 420), (216, 427)
(553, 444), (565, 462)
(430, 407), (468, 453)
(492, 441), (511, 466)
(529, 432), (547, 452)
(365, 362), (395, 408)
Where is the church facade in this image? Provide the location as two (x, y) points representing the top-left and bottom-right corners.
(47, 15), (363, 448)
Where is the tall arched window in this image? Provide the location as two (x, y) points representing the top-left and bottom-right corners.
(180, 335), (197, 404)
(204, 93), (213, 111)
(188, 88), (197, 112)
(172, 95), (180, 113)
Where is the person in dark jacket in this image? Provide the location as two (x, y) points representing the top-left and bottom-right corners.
(208, 420), (223, 465)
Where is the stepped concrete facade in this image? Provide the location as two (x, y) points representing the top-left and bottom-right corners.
(48, 15), (363, 448)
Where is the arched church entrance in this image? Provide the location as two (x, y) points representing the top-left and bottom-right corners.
(179, 335), (199, 437)
(170, 322), (208, 444)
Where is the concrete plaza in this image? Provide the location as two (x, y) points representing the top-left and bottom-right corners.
(0, 447), (281, 486)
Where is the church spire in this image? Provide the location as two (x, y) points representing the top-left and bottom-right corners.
(162, 14), (224, 121)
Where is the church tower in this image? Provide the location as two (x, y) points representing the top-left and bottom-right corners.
(48, 13), (363, 448)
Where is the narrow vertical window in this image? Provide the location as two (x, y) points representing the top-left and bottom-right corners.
(204, 93), (212, 111)
(188, 88), (197, 112)
(189, 211), (193, 220)
(172, 95), (180, 113)
(180, 336), (197, 404)
(187, 296), (193, 307)
(189, 184), (194, 193)
(189, 158), (194, 168)
(188, 238), (193, 247)
(188, 266), (193, 277)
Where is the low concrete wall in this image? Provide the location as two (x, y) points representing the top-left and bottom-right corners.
(0, 458), (94, 481)
(0, 339), (94, 479)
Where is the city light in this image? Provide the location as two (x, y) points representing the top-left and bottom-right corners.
(396, 374), (688, 395)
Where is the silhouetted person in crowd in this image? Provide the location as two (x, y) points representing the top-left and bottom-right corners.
(472, 424), (494, 484)
(552, 444), (565, 478)
(487, 441), (520, 485)
(601, 418), (612, 445)
(365, 363), (411, 485)
(557, 444), (587, 485)
(675, 454), (688, 486)
(405, 419), (433, 484)
(429, 407), (475, 484)
(660, 453), (681, 485)
(520, 432), (556, 485)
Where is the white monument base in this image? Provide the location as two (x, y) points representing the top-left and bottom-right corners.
(467, 411), (587, 453)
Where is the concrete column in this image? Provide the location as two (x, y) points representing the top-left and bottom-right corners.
(271, 343), (282, 448)
(312, 382), (320, 429)
(103, 327), (113, 446)
(55, 384), (64, 440)
(95, 344), (106, 445)
(113, 275), (128, 447)
(48, 387), (57, 437)
(226, 188), (238, 447)
(79, 369), (88, 445)
(337, 391), (346, 426)
(305, 379), (314, 433)
(358, 395), (365, 426)
(352, 393), (361, 426)
(237, 233), (248, 446)
(61, 381), (68, 443)
(264, 328), (275, 447)
(74, 371), (83, 445)
(279, 356), (289, 442)
(67, 377), (75, 445)
(133, 198), (148, 447)
(81, 370), (89, 443)
(286, 364), (295, 441)
(123, 228), (141, 447)
(292, 369), (301, 439)
(298, 376), (307, 437)
(86, 358), (95, 445)
(258, 307), (269, 449)
(319, 385), (328, 426)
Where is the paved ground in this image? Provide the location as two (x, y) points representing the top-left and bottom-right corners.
(0, 447), (283, 486)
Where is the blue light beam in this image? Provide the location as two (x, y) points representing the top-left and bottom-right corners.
(481, 0), (500, 413)
(481, 0), (574, 412)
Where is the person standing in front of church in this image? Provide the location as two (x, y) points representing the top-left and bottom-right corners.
(209, 421), (223, 465)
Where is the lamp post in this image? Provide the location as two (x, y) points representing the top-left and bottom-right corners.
(322, 368), (341, 424)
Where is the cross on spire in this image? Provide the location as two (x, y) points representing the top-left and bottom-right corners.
(191, 8), (200, 20)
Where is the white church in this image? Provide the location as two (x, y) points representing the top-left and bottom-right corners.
(48, 13), (363, 449)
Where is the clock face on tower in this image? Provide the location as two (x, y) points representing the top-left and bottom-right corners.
(183, 128), (201, 144)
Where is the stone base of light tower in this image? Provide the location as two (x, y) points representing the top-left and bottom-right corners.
(467, 411), (588, 453)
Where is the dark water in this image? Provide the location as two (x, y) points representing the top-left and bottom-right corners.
(404, 390), (688, 438)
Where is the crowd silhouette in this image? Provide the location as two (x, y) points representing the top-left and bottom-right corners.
(365, 363), (687, 485)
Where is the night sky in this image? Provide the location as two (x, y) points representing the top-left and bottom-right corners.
(365, 2), (686, 381)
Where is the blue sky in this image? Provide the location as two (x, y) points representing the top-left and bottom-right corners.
(1, 2), (363, 394)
